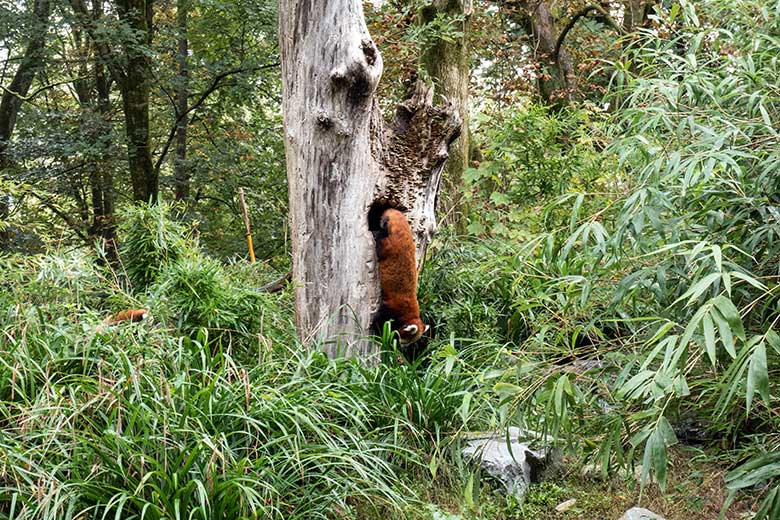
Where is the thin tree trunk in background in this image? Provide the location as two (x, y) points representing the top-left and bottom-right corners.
(116, 0), (156, 203)
(0, 0), (51, 249)
(279, 0), (460, 360)
(420, 0), (471, 230)
(622, 0), (654, 32)
(68, 0), (118, 261)
(92, 15), (118, 261)
(511, 0), (576, 106)
(68, 0), (157, 204)
(173, 0), (189, 202)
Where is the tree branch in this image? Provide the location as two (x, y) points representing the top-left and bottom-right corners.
(554, 4), (624, 62)
(259, 272), (291, 293)
(24, 187), (89, 243)
(153, 62), (279, 174)
(66, 0), (127, 87)
(1, 76), (87, 103)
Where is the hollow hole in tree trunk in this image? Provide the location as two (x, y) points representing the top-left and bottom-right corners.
(367, 200), (408, 233)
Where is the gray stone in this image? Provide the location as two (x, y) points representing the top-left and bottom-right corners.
(619, 507), (666, 520)
(462, 427), (560, 498)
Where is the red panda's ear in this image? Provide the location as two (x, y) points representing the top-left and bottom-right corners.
(402, 324), (418, 335)
(424, 324), (430, 334)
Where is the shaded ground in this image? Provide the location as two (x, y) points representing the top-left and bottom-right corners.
(410, 447), (757, 520)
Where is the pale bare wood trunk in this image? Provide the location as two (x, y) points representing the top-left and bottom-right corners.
(279, 0), (385, 359)
(279, 0), (460, 360)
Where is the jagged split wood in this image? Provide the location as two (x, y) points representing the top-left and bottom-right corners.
(279, 0), (461, 360)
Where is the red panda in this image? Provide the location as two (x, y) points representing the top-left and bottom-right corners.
(375, 208), (428, 345)
(105, 308), (149, 324)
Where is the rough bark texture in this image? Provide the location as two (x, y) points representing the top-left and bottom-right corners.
(0, 0), (51, 249)
(376, 82), (461, 267)
(279, 0), (460, 359)
(420, 0), (471, 229)
(116, 0), (156, 203)
(622, 0), (654, 32)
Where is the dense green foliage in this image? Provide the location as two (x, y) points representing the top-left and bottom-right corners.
(419, 1), (780, 517)
(0, 0), (286, 260)
(0, 208), (495, 518)
(3, 0), (780, 518)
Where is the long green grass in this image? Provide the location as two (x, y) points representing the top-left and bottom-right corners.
(0, 225), (498, 519)
(0, 302), (404, 518)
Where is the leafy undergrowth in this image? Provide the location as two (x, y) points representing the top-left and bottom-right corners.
(0, 209), (768, 519)
(414, 3), (780, 518)
(0, 223), (495, 519)
(411, 449), (757, 520)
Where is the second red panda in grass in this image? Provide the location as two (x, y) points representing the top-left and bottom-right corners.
(104, 308), (149, 325)
(92, 308), (149, 336)
(375, 208), (428, 345)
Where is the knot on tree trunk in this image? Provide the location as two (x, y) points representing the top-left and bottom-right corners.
(329, 38), (383, 101)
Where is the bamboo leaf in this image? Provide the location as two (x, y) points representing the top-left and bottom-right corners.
(674, 272), (720, 306)
(493, 383), (522, 398)
(766, 329), (780, 354)
(681, 305), (708, 350)
(755, 486), (780, 520)
(702, 313), (717, 366)
(618, 370), (655, 400)
(459, 391), (472, 424)
(725, 452), (780, 490)
(711, 244), (722, 272)
(711, 307), (737, 359)
(746, 341), (769, 412)
(712, 295), (746, 341)
(730, 270), (767, 290)
(722, 271), (731, 296)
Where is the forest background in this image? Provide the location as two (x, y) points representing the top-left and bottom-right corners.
(1, 0), (780, 518)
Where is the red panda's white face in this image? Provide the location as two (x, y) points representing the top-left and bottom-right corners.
(399, 321), (429, 345)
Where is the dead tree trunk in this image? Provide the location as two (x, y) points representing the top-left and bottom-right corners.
(279, 0), (460, 360)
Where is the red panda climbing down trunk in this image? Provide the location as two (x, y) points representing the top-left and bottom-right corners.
(375, 208), (429, 345)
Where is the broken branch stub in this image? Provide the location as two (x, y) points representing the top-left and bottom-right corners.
(374, 81), (462, 269)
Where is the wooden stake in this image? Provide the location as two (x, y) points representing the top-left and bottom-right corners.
(238, 187), (256, 263)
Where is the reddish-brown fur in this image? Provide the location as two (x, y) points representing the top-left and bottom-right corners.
(376, 209), (427, 344)
(109, 309), (149, 324)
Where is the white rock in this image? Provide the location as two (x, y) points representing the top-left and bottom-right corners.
(619, 507), (666, 520)
(555, 498), (577, 512)
(462, 427), (560, 498)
